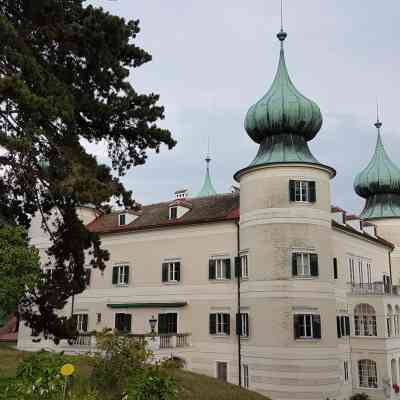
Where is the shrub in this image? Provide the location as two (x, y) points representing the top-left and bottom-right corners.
(161, 357), (185, 370)
(90, 329), (152, 398)
(127, 366), (177, 400)
(350, 394), (370, 400)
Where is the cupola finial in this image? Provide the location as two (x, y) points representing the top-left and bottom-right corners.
(277, 0), (287, 42)
(375, 99), (382, 130)
(197, 137), (217, 197)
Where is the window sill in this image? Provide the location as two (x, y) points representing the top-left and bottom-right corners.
(211, 334), (230, 338)
(114, 284), (129, 288)
(293, 276), (318, 280)
(290, 201), (314, 206)
(210, 279), (232, 283)
(163, 281), (180, 285)
(239, 335), (249, 340)
(295, 338), (321, 342)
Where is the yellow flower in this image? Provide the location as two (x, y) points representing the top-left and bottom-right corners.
(60, 363), (75, 377)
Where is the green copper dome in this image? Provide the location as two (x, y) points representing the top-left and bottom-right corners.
(197, 156), (217, 197)
(354, 120), (400, 219)
(245, 32), (322, 145)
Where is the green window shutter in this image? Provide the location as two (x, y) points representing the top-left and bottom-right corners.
(125, 314), (132, 333)
(115, 313), (121, 330)
(162, 263), (169, 282)
(112, 267), (118, 284)
(234, 256), (241, 278)
(312, 315), (321, 339)
(209, 260), (216, 280)
(158, 314), (168, 334)
(224, 314), (230, 335)
(225, 259), (231, 279)
(209, 314), (216, 334)
(345, 316), (350, 336)
(294, 314), (301, 339)
(333, 258), (338, 279)
(310, 254), (319, 277)
(82, 314), (88, 332)
(340, 316), (345, 337)
(292, 253), (298, 276)
(176, 262), (181, 282)
(289, 180), (295, 201)
(124, 266), (130, 284)
(236, 313), (241, 336)
(336, 316), (341, 338)
(309, 181), (316, 202)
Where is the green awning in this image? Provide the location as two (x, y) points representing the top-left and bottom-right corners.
(107, 302), (187, 309)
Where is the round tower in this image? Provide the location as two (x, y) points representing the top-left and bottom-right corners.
(234, 26), (341, 399)
(354, 117), (400, 284)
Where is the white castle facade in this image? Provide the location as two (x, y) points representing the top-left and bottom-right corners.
(17, 25), (400, 400)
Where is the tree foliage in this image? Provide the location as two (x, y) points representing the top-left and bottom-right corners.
(0, 0), (175, 340)
(0, 225), (40, 318)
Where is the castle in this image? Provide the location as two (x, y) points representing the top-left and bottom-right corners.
(17, 22), (400, 400)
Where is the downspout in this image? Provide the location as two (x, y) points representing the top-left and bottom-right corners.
(236, 220), (242, 387)
(389, 249), (393, 294)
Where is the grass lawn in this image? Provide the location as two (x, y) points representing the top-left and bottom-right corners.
(0, 342), (269, 400)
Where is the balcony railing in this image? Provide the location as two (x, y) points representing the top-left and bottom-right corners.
(349, 282), (400, 296)
(69, 332), (191, 351)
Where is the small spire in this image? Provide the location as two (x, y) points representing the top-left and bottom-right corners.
(277, 0), (287, 43)
(375, 100), (382, 130)
(197, 138), (217, 197)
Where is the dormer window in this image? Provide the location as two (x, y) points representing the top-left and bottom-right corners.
(169, 206), (178, 220)
(119, 213), (127, 226)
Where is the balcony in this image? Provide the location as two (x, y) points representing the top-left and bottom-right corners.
(65, 332), (191, 354)
(349, 282), (400, 296)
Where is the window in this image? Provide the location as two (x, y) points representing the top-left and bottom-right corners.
(349, 258), (355, 285)
(85, 268), (91, 286)
(119, 213), (127, 226)
(344, 361), (349, 382)
(337, 315), (350, 338)
(292, 252), (318, 277)
(333, 258), (338, 279)
(158, 313), (177, 334)
(358, 359), (377, 388)
(241, 254), (249, 279)
(112, 265), (129, 286)
(294, 314), (321, 339)
(236, 313), (249, 337)
(210, 313), (230, 336)
(354, 304), (377, 336)
(387, 305), (393, 337)
(97, 313), (101, 324)
(169, 206), (178, 220)
(162, 262), (181, 283)
(243, 364), (249, 388)
(74, 313), (88, 332)
(209, 258), (231, 280)
(115, 313), (132, 333)
(216, 362), (228, 382)
(289, 180), (316, 203)
(383, 275), (391, 294)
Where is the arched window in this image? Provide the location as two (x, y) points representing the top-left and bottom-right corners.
(358, 359), (378, 388)
(354, 304), (377, 336)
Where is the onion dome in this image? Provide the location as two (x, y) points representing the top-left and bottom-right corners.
(234, 26), (335, 180)
(197, 155), (217, 197)
(354, 118), (400, 219)
(245, 32), (322, 145)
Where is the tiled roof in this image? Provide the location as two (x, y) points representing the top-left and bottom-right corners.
(87, 193), (240, 234)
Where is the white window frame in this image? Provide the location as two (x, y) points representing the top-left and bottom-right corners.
(216, 313), (229, 335)
(115, 264), (129, 286)
(358, 359), (378, 388)
(295, 252), (311, 276)
(299, 314), (314, 338)
(215, 258), (229, 280)
(294, 180), (311, 202)
(75, 313), (88, 333)
(241, 254), (249, 280)
(240, 313), (249, 337)
(118, 213), (127, 226)
(166, 261), (180, 282)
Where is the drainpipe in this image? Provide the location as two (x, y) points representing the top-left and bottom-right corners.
(389, 250), (393, 294)
(236, 221), (242, 387)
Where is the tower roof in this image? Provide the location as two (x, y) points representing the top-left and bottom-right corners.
(244, 30), (323, 145)
(354, 118), (400, 219)
(197, 155), (217, 197)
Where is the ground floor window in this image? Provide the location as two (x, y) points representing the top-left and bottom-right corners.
(358, 359), (377, 388)
(236, 313), (249, 337)
(210, 313), (230, 335)
(216, 361), (228, 382)
(243, 364), (249, 388)
(74, 313), (88, 332)
(294, 313), (321, 339)
(158, 313), (177, 334)
(115, 313), (132, 333)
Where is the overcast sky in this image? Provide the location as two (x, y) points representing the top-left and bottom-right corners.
(87, 0), (400, 213)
